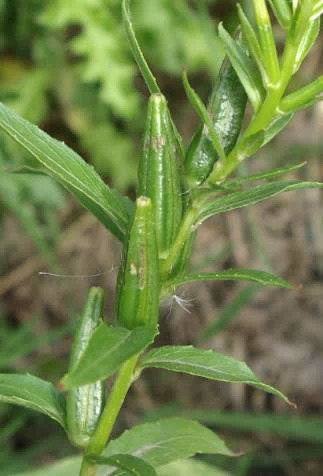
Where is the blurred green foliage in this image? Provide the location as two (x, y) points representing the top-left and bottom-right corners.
(0, 0), (225, 191)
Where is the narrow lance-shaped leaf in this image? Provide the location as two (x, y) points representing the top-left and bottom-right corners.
(311, 0), (323, 20)
(0, 374), (66, 428)
(196, 180), (323, 224)
(88, 454), (156, 476)
(139, 346), (294, 406)
(0, 102), (132, 241)
(294, 17), (320, 74)
(182, 70), (226, 162)
(260, 113), (293, 146)
(122, 0), (160, 95)
(279, 76), (323, 114)
(62, 322), (156, 388)
(290, 0), (314, 44)
(224, 161), (306, 189)
(102, 418), (235, 471)
(237, 5), (267, 83)
(252, 0), (280, 84)
(218, 23), (265, 112)
(164, 269), (293, 290)
(122, 0), (185, 168)
(268, 0), (292, 29)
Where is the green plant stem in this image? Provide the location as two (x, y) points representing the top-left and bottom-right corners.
(79, 354), (140, 476)
(160, 206), (198, 277)
(79, 458), (96, 476)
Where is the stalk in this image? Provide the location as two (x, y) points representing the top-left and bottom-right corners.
(79, 458), (96, 476)
(160, 206), (198, 277)
(79, 354), (140, 476)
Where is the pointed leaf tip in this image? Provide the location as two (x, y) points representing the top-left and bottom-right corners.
(139, 346), (293, 406)
(62, 323), (156, 388)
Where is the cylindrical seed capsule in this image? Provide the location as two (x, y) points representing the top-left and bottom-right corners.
(66, 287), (105, 449)
(116, 196), (160, 330)
(138, 94), (183, 254)
(185, 54), (247, 189)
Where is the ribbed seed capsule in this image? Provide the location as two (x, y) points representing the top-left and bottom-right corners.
(185, 55), (247, 189)
(116, 196), (160, 330)
(138, 94), (183, 254)
(66, 287), (105, 449)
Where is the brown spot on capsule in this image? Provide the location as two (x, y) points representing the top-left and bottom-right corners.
(151, 135), (166, 151)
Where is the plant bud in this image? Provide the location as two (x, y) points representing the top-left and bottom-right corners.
(116, 196), (160, 330)
(66, 287), (105, 448)
(185, 53), (247, 189)
(138, 94), (183, 254)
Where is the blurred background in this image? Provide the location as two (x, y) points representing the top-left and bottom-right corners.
(0, 0), (322, 474)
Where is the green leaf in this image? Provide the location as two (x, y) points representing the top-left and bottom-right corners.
(157, 459), (230, 476)
(227, 162), (306, 188)
(62, 322), (156, 388)
(218, 23), (264, 112)
(268, 0), (292, 29)
(139, 346), (293, 406)
(280, 76), (323, 114)
(237, 5), (267, 81)
(165, 269), (293, 290)
(12, 457), (81, 476)
(312, 1), (323, 20)
(12, 456), (229, 476)
(239, 130), (265, 157)
(88, 454), (156, 475)
(252, 0), (280, 84)
(201, 285), (258, 339)
(122, 0), (161, 95)
(290, 0), (315, 44)
(292, 15), (320, 73)
(0, 373), (66, 428)
(103, 418), (234, 471)
(122, 0), (184, 157)
(262, 113), (294, 146)
(182, 70), (226, 162)
(196, 180), (323, 224)
(0, 102), (132, 241)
